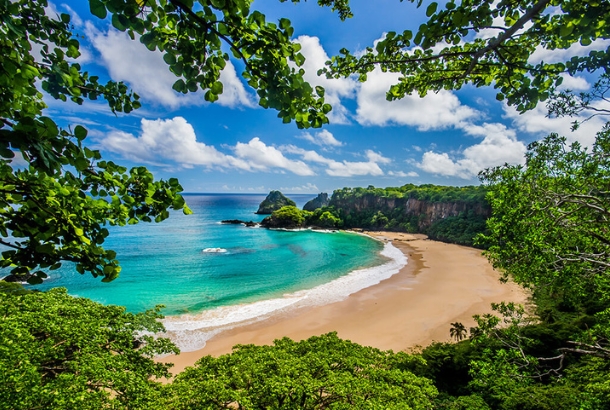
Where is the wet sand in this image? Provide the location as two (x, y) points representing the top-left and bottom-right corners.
(159, 232), (529, 374)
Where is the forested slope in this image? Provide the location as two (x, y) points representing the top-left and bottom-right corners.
(329, 184), (489, 246)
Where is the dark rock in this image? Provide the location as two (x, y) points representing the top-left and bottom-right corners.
(303, 192), (330, 211)
(221, 219), (259, 227)
(2, 273), (34, 283)
(255, 191), (296, 214)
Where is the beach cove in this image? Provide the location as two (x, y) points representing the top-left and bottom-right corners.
(160, 232), (529, 374)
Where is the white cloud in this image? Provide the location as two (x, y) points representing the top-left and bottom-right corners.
(365, 150), (391, 164)
(556, 74), (590, 91)
(356, 68), (478, 129)
(284, 146), (386, 177)
(529, 39), (610, 65)
(418, 123), (527, 179)
(99, 117), (249, 170)
(298, 129), (343, 147)
(279, 183), (319, 193)
(296, 36), (358, 124)
(504, 103), (609, 146)
(388, 170), (418, 177)
(216, 63), (256, 108)
(86, 24), (254, 109)
(233, 138), (314, 176)
(98, 117), (317, 176)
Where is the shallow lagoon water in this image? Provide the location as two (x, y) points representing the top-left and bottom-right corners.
(32, 195), (383, 311)
(28, 194), (407, 350)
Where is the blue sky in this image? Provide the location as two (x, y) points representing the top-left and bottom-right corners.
(42, 1), (610, 194)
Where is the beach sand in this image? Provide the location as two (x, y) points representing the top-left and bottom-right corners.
(159, 232), (529, 374)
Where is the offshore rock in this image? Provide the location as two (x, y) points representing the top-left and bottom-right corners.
(256, 191), (296, 214)
(303, 192), (330, 211)
(221, 219), (258, 227)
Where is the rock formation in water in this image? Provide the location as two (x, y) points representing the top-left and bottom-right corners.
(256, 191), (296, 214)
(303, 192), (330, 211)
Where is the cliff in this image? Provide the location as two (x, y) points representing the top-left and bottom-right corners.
(256, 191), (296, 214)
(328, 185), (490, 246)
(330, 194), (489, 231)
(303, 193), (330, 211)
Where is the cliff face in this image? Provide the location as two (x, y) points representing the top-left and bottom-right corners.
(329, 194), (490, 231)
(303, 193), (330, 211)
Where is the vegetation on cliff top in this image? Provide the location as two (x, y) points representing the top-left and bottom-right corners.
(256, 185), (489, 245)
(330, 184), (489, 246)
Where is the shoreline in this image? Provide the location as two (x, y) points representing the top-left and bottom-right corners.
(159, 232), (529, 374)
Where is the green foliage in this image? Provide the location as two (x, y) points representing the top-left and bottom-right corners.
(470, 132), (610, 409)
(427, 211), (488, 247)
(271, 206), (307, 227)
(88, 0), (333, 128)
(330, 184), (489, 246)
(0, 285), (178, 410)
(164, 332), (438, 409)
(323, 0), (610, 114)
(479, 130), (610, 311)
(305, 206), (342, 228)
(1, 0), (193, 282)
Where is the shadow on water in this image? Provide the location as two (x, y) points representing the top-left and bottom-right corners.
(287, 244), (307, 257)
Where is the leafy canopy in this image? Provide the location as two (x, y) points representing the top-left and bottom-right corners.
(0, 284), (178, 410)
(324, 0), (610, 113)
(164, 332), (438, 409)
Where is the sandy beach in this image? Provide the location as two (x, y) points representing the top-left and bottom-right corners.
(159, 232), (529, 374)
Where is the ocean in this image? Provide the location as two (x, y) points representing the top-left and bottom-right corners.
(28, 194), (407, 351)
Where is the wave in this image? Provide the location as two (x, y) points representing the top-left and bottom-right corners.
(202, 248), (228, 253)
(162, 241), (407, 352)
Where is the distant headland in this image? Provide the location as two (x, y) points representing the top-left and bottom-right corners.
(222, 184), (490, 247)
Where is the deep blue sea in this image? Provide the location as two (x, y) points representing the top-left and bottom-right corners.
(25, 194), (407, 351)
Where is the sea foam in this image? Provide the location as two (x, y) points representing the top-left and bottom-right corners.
(162, 240), (407, 352)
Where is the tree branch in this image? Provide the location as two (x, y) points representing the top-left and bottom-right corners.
(462, 0), (552, 78)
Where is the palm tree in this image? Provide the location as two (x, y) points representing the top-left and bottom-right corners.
(450, 322), (467, 342)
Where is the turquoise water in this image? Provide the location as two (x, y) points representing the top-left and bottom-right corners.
(23, 194), (409, 351)
(32, 194), (386, 315)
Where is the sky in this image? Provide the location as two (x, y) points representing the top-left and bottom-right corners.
(41, 0), (610, 194)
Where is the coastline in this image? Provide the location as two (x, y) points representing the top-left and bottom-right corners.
(159, 232), (529, 374)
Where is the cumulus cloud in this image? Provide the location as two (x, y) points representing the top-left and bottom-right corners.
(99, 117), (249, 169)
(356, 68), (478, 129)
(504, 103), (609, 146)
(99, 117), (315, 175)
(529, 39), (610, 65)
(284, 146), (386, 177)
(418, 123), (527, 179)
(295, 36), (358, 124)
(279, 183), (319, 193)
(365, 150), (391, 164)
(232, 138), (314, 176)
(298, 129), (343, 147)
(388, 170), (418, 178)
(86, 24), (254, 109)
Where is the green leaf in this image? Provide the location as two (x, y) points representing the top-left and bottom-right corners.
(163, 53), (177, 65)
(211, 81), (223, 94)
(172, 79), (186, 93)
(74, 125), (88, 141)
(426, 2), (438, 17)
(75, 157), (89, 171)
(89, 0), (107, 19)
